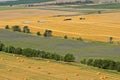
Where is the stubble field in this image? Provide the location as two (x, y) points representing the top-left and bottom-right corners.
(0, 52), (120, 80)
(0, 9), (120, 42)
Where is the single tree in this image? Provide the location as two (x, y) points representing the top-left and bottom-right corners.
(5, 25), (10, 29)
(36, 32), (41, 36)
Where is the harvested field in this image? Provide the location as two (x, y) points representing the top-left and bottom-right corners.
(0, 9), (120, 42)
(0, 52), (120, 80)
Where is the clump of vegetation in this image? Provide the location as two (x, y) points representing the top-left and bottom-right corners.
(36, 31), (41, 36)
(0, 41), (75, 62)
(64, 35), (68, 39)
(98, 11), (101, 14)
(5, 25), (10, 29)
(80, 58), (120, 72)
(12, 25), (21, 32)
(23, 26), (30, 33)
(5, 25), (31, 33)
(44, 30), (52, 37)
(77, 37), (83, 41)
(108, 37), (113, 43)
(80, 17), (86, 20)
(64, 53), (75, 62)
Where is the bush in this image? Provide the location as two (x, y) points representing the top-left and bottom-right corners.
(64, 53), (75, 62)
(5, 25), (10, 29)
(64, 35), (68, 39)
(0, 41), (75, 63)
(81, 58), (120, 72)
(12, 25), (21, 32)
(22, 48), (34, 57)
(44, 30), (52, 37)
(77, 37), (83, 41)
(0, 42), (5, 51)
(36, 31), (41, 36)
(23, 26), (30, 33)
(15, 47), (23, 54)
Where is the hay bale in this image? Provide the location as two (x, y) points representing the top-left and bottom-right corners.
(100, 76), (104, 80)
(76, 73), (79, 76)
(23, 78), (28, 80)
(16, 57), (20, 60)
(0, 58), (4, 61)
(103, 76), (108, 79)
(47, 61), (50, 63)
(12, 54), (16, 57)
(18, 60), (21, 62)
(21, 59), (24, 62)
(8, 69), (12, 72)
(28, 66), (31, 68)
(48, 72), (51, 74)
(64, 78), (68, 80)
(37, 67), (41, 69)
(97, 72), (101, 75)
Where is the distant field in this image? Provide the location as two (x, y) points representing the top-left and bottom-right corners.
(66, 3), (120, 9)
(0, 0), (54, 6)
(0, 29), (120, 61)
(0, 9), (120, 42)
(0, 7), (26, 10)
(0, 52), (120, 80)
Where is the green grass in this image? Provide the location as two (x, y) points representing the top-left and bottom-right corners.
(0, 29), (120, 61)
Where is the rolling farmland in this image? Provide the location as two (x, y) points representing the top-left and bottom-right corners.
(0, 9), (120, 42)
(0, 1), (120, 80)
(0, 29), (120, 61)
(0, 52), (120, 80)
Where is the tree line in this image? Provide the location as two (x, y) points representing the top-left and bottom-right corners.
(80, 58), (120, 72)
(0, 41), (75, 62)
(5, 25), (53, 37)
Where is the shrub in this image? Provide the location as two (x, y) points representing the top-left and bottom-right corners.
(36, 31), (41, 36)
(12, 25), (21, 32)
(81, 58), (120, 72)
(64, 35), (68, 39)
(23, 26), (30, 33)
(5, 25), (10, 29)
(0, 42), (5, 51)
(15, 47), (23, 54)
(64, 53), (75, 62)
(77, 37), (83, 41)
(44, 30), (52, 37)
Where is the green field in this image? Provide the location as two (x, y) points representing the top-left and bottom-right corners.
(0, 0), (54, 6)
(65, 3), (120, 9)
(0, 29), (120, 61)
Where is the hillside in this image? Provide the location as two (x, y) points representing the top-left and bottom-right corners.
(0, 9), (120, 42)
(0, 29), (120, 61)
(0, 52), (120, 80)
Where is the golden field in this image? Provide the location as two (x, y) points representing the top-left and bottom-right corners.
(0, 52), (120, 80)
(0, 9), (120, 42)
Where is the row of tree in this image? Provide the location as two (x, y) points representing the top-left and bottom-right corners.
(0, 41), (75, 62)
(80, 58), (120, 72)
(5, 25), (31, 33)
(5, 25), (53, 37)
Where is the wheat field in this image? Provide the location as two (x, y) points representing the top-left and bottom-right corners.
(0, 9), (120, 42)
